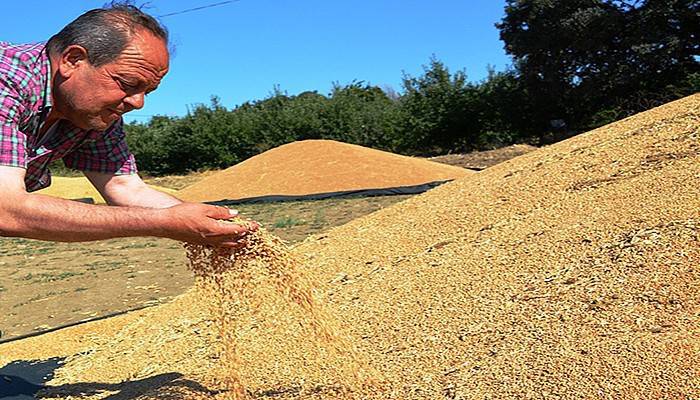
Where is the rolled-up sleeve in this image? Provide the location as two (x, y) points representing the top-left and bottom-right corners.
(62, 118), (138, 175)
(0, 80), (28, 169)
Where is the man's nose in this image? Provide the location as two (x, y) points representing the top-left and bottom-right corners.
(123, 92), (145, 110)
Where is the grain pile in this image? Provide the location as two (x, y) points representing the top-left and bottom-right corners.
(36, 176), (176, 203)
(178, 139), (472, 202)
(182, 222), (377, 399)
(0, 94), (698, 399)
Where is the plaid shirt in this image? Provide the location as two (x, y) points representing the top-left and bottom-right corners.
(0, 42), (137, 192)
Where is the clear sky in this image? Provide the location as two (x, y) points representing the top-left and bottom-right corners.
(1, 1), (512, 123)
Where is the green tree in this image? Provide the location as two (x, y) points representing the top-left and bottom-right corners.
(475, 68), (532, 147)
(321, 81), (404, 150)
(125, 96), (260, 174)
(244, 87), (327, 151)
(400, 58), (467, 153)
(125, 115), (178, 175)
(498, 0), (700, 132)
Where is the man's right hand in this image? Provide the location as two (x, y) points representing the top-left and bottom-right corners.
(159, 203), (259, 248)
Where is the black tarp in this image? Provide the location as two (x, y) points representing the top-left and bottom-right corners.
(204, 180), (452, 206)
(67, 180), (454, 206)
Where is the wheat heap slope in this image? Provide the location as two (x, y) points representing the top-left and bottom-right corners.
(1, 94), (699, 399)
(178, 139), (472, 202)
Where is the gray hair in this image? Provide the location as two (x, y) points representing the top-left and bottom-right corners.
(46, 1), (169, 67)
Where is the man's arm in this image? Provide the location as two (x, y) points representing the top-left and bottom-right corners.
(84, 171), (181, 208)
(0, 166), (253, 246)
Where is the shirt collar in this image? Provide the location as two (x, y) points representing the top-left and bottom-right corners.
(40, 44), (52, 110)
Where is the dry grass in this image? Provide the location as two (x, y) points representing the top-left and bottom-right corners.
(1, 94), (698, 399)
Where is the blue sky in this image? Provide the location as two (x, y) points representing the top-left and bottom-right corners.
(2, 1), (512, 123)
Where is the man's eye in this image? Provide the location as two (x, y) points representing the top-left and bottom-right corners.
(118, 79), (138, 89)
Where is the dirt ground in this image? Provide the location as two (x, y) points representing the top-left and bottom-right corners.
(427, 144), (537, 170)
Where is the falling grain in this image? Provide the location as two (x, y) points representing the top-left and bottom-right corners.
(185, 221), (379, 399)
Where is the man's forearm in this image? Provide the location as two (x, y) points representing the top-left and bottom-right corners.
(106, 184), (182, 209)
(83, 171), (182, 209)
(0, 166), (253, 246)
(0, 192), (170, 242)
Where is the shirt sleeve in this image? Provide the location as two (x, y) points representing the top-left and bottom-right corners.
(62, 118), (138, 175)
(0, 78), (28, 169)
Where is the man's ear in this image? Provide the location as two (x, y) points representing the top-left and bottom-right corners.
(58, 45), (90, 78)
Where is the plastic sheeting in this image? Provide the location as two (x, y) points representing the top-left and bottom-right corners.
(204, 180), (452, 206)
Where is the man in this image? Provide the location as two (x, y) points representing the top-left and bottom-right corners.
(0, 4), (256, 247)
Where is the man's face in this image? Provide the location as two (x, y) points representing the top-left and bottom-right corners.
(54, 29), (169, 131)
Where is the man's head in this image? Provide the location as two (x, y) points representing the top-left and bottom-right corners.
(46, 2), (169, 131)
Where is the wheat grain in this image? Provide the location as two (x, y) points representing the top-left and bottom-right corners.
(185, 221), (379, 399)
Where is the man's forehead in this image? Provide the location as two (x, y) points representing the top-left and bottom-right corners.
(115, 34), (169, 76)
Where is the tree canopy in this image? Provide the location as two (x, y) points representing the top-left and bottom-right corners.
(498, 0), (699, 130)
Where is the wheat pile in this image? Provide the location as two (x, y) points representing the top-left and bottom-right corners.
(182, 223), (378, 399)
(178, 139), (472, 202)
(0, 94), (698, 399)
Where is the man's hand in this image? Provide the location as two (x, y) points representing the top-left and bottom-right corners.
(85, 171), (260, 247)
(160, 203), (259, 248)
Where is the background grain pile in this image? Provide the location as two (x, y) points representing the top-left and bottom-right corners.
(177, 139), (472, 202)
(0, 94), (698, 399)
